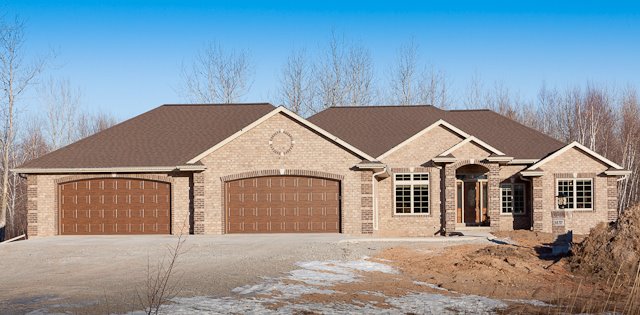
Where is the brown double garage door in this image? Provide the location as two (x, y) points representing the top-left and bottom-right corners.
(59, 178), (171, 235)
(226, 176), (341, 233)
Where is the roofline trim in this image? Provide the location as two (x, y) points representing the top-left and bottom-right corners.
(439, 136), (506, 156)
(376, 119), (472, 160)
(508, 159), (539, 164)
(186, 106), (376, 164)
(12, 165), (207, 174)
(527, 141), (624, 171)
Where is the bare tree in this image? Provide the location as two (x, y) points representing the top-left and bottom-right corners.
(419, 65), (450, 108)
(278, 49), (313, 116)
(182, 43), (252, 104)
(39, 78), (81, 149)
(463, 71), (485, 109)
(389, 40), (420, 105)
(0, 16), (45, 240)
(344, 42), (375, 106)
(76, 111), (118, 139)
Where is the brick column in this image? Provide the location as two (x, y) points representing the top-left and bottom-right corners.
(26, 175), (38, 237)
(193, 172), (205, 234)
(532, 177), (544, 232)
(488, 164), (501, 232)
(360, 171), (373, 234)
(444, 165), (456, 233)
(607, 177), (618, 222)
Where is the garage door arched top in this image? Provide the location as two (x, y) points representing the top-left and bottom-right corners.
(59, 178), (171, 235)
(221, 169), (344, 182)
(225, 175), (341, 233)
(54, 174), (174, 185)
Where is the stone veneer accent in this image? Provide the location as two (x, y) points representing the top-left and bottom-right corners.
(193, 172), (205, 235)
(532, 177), (544, 232)
(607, 177), (619, 221)
(360, 170), (373, 234)
(27, 175), (38, 237)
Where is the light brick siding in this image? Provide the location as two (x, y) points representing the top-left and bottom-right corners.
(535, 147), (612, 234)
(26, 175), (38, 236)
(27, 173), (191, 237)
(450, 141), (492, 160)
(199, 113), (363, 235)
(360, 170), (374, 234)
(376, 126), (464, 236)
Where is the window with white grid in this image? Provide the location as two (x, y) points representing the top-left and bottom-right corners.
(394, 173), (429, 214)
(500, 183), (525, 214)
(556, 178), (593, 210)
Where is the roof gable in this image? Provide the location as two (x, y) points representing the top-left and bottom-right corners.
(187, 106), (375, 163)
(309, 106), (565, 159)
(527, 141), (624, 171)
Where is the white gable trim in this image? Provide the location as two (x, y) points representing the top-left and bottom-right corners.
(376, 119), (471, 160)
(527, 141), (624, 171)
(439, 136), (505, 157)
(187, 106), (376, 164)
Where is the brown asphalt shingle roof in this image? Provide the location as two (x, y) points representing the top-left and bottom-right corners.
(308, 105), (565, 159)
(18, 103), (276, 169)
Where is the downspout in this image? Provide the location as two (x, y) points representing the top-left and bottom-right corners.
(372, 166), (387, 231)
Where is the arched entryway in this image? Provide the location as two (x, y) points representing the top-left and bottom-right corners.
(455, 164), (490, 226)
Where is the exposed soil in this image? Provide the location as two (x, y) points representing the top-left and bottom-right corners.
(570, 205), (640, 283)
(374, 230), (639, 314)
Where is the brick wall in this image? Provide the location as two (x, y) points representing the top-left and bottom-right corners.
(199, 113), (363, 235)
(536, 147), (612, 234)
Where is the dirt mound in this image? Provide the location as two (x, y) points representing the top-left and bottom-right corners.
(570, 205), (640, 281)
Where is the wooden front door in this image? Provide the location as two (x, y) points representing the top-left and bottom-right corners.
(456, 181), (488, 225)
(464, 182), (479, 224)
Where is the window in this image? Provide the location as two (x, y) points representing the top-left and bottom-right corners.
(557, 178), (593, 210)
(394, 173), (429, 214)
(500, 183), (525, 214)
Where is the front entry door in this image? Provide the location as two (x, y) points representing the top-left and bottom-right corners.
(464, 182), (478, 224)
(457, 180), (488, 226)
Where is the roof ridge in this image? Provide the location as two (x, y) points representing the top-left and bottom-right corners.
(447, 108), (491, 112)
(328, 104), (440, 109)
(161, 103), (274, 107)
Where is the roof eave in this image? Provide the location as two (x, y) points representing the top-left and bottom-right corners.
(12, 165), (207, 174)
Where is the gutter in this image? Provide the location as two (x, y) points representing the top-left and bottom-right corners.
(12, 165), (207, 174)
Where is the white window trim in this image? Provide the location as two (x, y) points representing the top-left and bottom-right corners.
(555, 178), (594, 211)
(500, 183), (527, 216)
(393, 173), (430, 215)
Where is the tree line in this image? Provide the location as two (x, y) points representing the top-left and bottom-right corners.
(1, 18), (638, 240)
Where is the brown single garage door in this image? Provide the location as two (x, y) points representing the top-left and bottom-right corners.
(59, 178), (171, 235)
(226, 176), (340, 233)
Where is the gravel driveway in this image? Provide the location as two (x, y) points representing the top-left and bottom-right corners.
(0, 234), (489, 314)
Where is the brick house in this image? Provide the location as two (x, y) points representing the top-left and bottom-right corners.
(14, 103), (631, 237)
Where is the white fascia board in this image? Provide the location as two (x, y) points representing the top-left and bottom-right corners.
(376, 119), (471, 160)
(508, 159), (539, 165)
(486, 156), (514, 162)
(520, 170), (544, 177)
(527, 141), (624, 171)
(187, 106), (376, 164)
(432, 157), (457, 163)
(439, 136), (505, 157)
(604, 170), (632, 176)
(12, 166), (185, 174)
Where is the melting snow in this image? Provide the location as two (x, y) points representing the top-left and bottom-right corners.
(31, 256), (548, 315)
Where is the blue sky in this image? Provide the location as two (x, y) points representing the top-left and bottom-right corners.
(7, 1), (640, 119)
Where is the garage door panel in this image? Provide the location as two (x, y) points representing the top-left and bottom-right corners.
(226, 176), (340, 233)
(59, 178), (171, 235)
